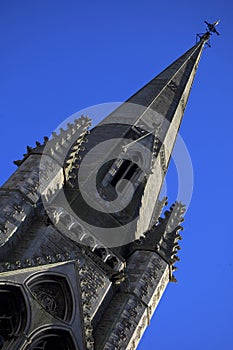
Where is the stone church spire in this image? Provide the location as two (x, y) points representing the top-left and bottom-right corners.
(62, 33), (209, 248)
(0, 32), (211, 350)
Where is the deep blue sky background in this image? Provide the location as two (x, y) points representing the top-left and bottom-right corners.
(0, 1), (233, 349)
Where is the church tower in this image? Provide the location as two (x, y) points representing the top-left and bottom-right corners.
(0, 30), (212, 350)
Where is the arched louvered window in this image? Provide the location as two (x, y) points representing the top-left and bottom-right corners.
(110, 159), (139, 192)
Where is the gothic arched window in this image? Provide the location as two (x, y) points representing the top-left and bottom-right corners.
(25, 329), (76, 350)
(0, 284), (28, 349)
(27, 274), (74, 323)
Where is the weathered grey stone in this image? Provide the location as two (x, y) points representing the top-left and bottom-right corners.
(0, 33), (209, 350)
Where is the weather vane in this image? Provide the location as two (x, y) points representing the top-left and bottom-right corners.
(196, 19), (220, 47)
(204, 19), (220, 36)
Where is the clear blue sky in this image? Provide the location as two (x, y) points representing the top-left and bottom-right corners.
(0, 1), (233, 349)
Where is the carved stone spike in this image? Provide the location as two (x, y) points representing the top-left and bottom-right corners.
(171, 255), (180, 263)
(15, 260), (22, 268)
(0, 222), (8, 234)
(4, 262), (11, 270)
(13, 160), (22, 166)
(12, 203), (23, 214)
(25, 258), (32, 266)
(170, 275), (178, 283)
